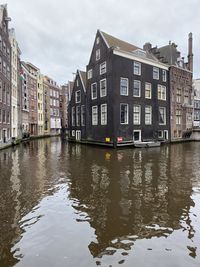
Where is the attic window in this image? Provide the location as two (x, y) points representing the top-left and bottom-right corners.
(96, 37), (100, 44)
(134, 49), (146, 57)
(96, 49), (100, 61)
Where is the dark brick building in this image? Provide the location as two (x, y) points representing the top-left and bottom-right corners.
(68, 70), (86, 141)
(82, 30), (169, 147)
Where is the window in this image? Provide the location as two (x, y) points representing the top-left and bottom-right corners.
(87, 69), (92, 79)
(153, 67), (159, 80)
(145, 83), (152, 99)
(101, 104), (107, 125)
(0, 56), (2, 72)
(145, 106), (152, 125)
(176, 89), (181, 103)
(75, 90), (81, 103)
(76, 79), (79, 87)
(133, 61), (141, 75)
(0, 80), (2, 102)
(72, 107), (75, 126)
(91, 83), (97, 99)
(81, 105), (85, 126)
(0, 109), (1, 123)
(76, 106), (80, 126)
(133, 80), (141, 97)
(133, 105), (141, 125)
(158, 131), (164, 138)
(96, 49), (100, 61)
(2, 110), (6, 123)
(162, 70), (167, 82)
(72, 130), (75, 137)
(92, 106), (98, 125)
(96, 37), (100, 44)
(176, 109), (182, 125)
(100, 79), (107, 97)
(158, 85), (166, 100)
(100, 61), (106, 75)
(159, 107), (166, 125)
(120, 78), (128, 96)
(7, 111), (10, 124)
(120, 104), (128, 124)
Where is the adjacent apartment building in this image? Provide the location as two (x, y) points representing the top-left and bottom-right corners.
(44, 76), (61, 135)
(26, 62), (38, 136)
(9, 28), (21, 139)
(150, 33), (193, 141)
(0, 4), (11, 146)
(68, 70), (86, 141)
(193, 79), (200, 127)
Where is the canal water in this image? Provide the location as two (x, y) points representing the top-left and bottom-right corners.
(0, 138), (200, 267)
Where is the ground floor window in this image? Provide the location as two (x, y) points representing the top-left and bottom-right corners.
(92, 106), (98, 125)
(120, 103), (128, 124)
(101, 104), (107, 125)
(159, 107), (166, 125)
(133, 105), (141, 125)
(145, 106), (152, 125)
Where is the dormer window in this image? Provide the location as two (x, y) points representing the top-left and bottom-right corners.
(87, 69), (92, 79)
(96, 49), (100, 61)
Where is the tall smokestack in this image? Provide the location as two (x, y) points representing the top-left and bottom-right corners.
(188, 32), (193, 72)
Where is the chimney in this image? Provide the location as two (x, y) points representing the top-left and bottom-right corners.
(188, 32), (193, 72)
(143, 42), (152, 51)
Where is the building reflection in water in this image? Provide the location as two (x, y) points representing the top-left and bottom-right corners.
(0, 141), (199, 266)
(67, 144), (196, 265)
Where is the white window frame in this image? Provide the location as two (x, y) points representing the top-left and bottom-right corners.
(96, 37), (100, 44)
(96, 49), (100, 61)
(133, 80), (141, 97)
(153, 67), (159, 80)
(100, 79), (107, 97)
(72, 130), (75, 137)
(91, 83), (97, 100)
(133, 61), (141, 75)
(159, 107), (166, 125)
(158, 130), (164, 138)
(145, 83), (152, 99)
(72, 106), (75, 126)
(92, 106), (98, 125)
(76, 106), (80, 126)
(158, 85), (166, 100)
(87, 69), (92, 79)
(145, 106), (152, 125)
(100, 61), (107, 75)
(120, 103), (129, 124)
(120, 78), (129, 96)
(162, 70), (167, 82)
(101, 104), (107, 125)
(133, 105), (141, 125)
(81, 105), (85, 126)
(75, 90), (81, 103)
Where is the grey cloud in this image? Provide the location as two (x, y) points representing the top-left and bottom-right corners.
(5, 0), (200, 84)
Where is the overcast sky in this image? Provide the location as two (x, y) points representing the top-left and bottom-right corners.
(5, 0), (200, 84)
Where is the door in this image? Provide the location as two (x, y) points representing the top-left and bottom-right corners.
(76, 130), (81, 141)
(133, 130), (141, 142)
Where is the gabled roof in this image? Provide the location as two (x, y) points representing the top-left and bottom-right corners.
(99, 30), (159, 62)
(99, 30), (139, 52)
